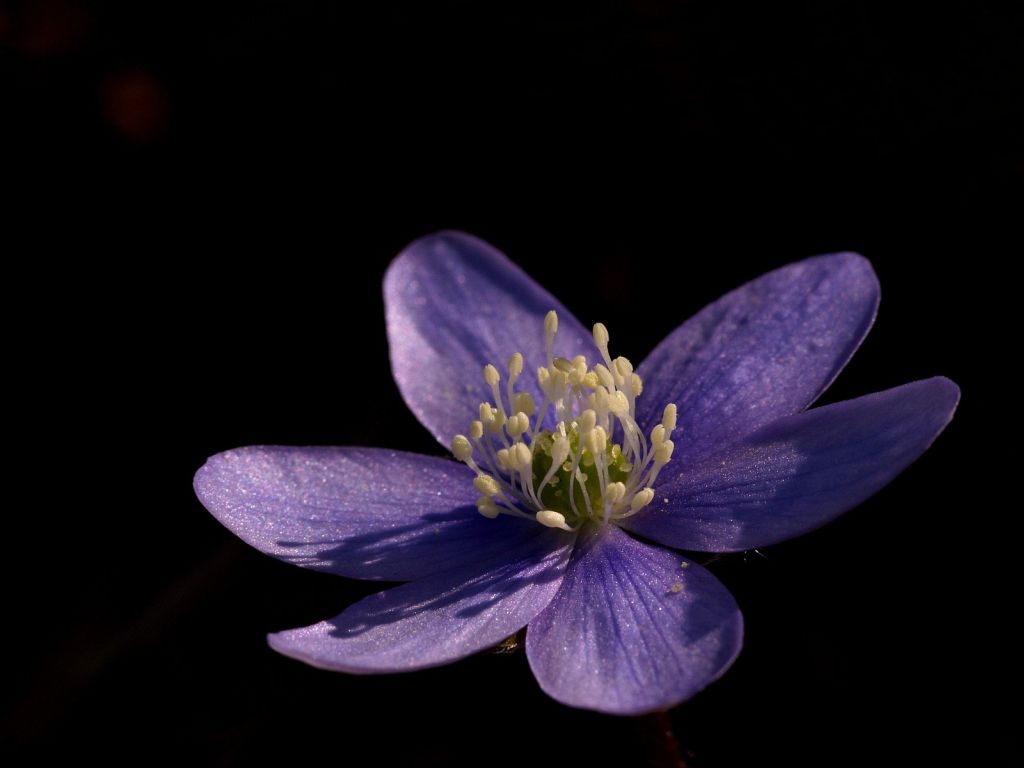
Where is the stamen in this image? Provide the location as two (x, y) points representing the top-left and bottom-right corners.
(476, 496), (500, 519)
(451, 310), (678, 530)
(511, 442), (532, 471)
(506, 352), (523, 417)
(593, 322), (613, 370)
(495, 448), (511, 470)
(651, 424), (666, 447)
(608, 390), (629, 417)
(505, 412), (527, 439)
(537, 509), (572, 531)
(655, 440), (674, 464)
(473, 475), (501, 497)
(613, 356), (633, 388)
(544, 310), (558, 365)
(584, 425), (606, 457)
(630, 487), (655, 512)
(451, 435), (473, 462)
(604, 481), (626, 523)
(576, 408), (593, 431)
(663, 403), (677, 433)
(645, 440), (674, 488)
(512, 391), (536, 416)
(535, 434), (570, 498)
(631, 373), (643, 397)
(483, 364), (507, 425)
(508, 352), (524, 379)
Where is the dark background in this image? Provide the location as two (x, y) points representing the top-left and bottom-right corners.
(3, 1), (1018, 766)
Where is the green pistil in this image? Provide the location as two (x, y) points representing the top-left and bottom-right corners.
(531, 429), (632, 519)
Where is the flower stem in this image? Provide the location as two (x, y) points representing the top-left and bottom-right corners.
(636, 711), (689, 768)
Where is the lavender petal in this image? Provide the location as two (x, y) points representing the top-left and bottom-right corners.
(636, 252), (879, 467)
(269, 527), (573, 672)
(195, 445), (544, 580)
(384, 231), (598, 448)
(622, 377), (960, 552)
(526, 525), (742, 715)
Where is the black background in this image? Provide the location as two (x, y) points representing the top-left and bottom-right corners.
(3, 1), (1018, 766)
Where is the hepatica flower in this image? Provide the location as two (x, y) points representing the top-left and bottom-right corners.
(195, 232), (958, 715)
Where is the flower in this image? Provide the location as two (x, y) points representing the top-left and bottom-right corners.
(194, 231), (958, 715)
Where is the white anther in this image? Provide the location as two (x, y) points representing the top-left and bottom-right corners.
(630, 488), (655, 512)
(451, 435), (473, 462)
(512, 391), (536, 416)
(593, 364), (615, 389)
(508, 352), (524, 378)
(662, 403), (677, 432)
(550, 435), (570, 466)
(496, 448), (511, 470)
(585, 426), (608, 456)
(582, 371), (599, 388)
(506, 412), (529, 438)
(483, 364), (500, 387)
(608, 390), (630, 417)
(605, 481), (626, 506)
(544, 311), (559, 365)
(469, 420), (484, 440)
(655, 439), (675, 465)
(593, 322), (609, 350)
(631, 373), (643, 396)
(473, 475), (501, 496)
(592, 386), (609, 412)
(610, 360), (634, 385)
(545, 310), (559, 337)
(536, 509), (571, 530)
(479, 402), (496, 424)
(488, 411), (506, 434)
(651, 424), (666, 447)
(518, 412), (532, 436)
(476, 496), (500, 519)
(578, 409), (597, 433)
(512, 442), (532, 470)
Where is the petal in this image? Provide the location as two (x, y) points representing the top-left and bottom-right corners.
(194, 445), (542, 581)
(622, 377), (959, 552)
(269, 527), (573, 672)
(636, 253), (879, 466)
(384, 230), (598, 448)
(526, 525), (742, 715)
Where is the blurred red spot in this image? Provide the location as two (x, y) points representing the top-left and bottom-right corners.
(6, 0), (90, 57)
(101, 69), (171, 143)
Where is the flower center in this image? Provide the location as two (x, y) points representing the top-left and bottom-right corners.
(451, 310), (677, 531)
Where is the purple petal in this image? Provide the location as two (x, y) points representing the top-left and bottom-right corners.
(194, 445), (543, 581)
(526, 525), (742, 715)
(384, 231), (598, 448)
(622, 377), (959, 552)
(636, 253), (879, 467)
(269, 527), (573, 672)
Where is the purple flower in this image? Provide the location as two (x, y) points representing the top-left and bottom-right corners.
(194, 231), (958, 715)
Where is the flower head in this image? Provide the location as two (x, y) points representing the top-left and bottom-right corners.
(451, 308), (674, 531)
(194, 231), (958, 715)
